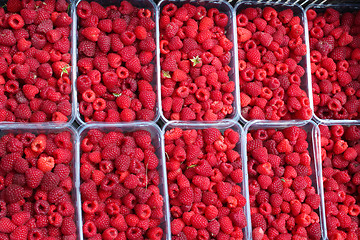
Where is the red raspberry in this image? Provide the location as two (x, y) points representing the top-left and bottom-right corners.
(61, 217), (76, 235)
(251, 147), (269, 163)
(191, 214), (208, 229)
(40, 172), (60, 191)
(4, 184), (25, 203)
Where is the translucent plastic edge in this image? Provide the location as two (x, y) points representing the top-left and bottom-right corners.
(0, 0), (76, 127)
(305, 3), (360, 125)
(157, 0), (240, 124)
(234, 1), (314, 125)
(162, 119), (251, 240)
(76, 122), (171, 240)
(73, 0), (161, 126)
(0, 125), (81, 239)
(316, 121), (360, 240)
(243, 120), (327, 240)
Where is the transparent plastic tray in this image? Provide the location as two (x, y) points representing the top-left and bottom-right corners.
(305, 3), (360, 125)
(162, 120), (251, 239)
(157, 0), (240, 124)
(76, 122), (170, 240)
(235, 1), (314, 124)
(73, 0), (160, 125)
(317, 121), (360, 240)
(0, 0), (76, 127)
(0, 125), (80, 239)
(243, 120), (326, 240)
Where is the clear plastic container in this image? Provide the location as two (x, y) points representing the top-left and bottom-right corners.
(317, 121), (360, 240)
(76, 122), (170, 240)
(73, 0), (160, 125)
(162, 120), (251, 239)
(0, 125), (80, 238)
(235, 1), (314, 124)
(243, 120), (327, 240)
(157, 0), (240, 124)
(0, 0), (76, 127)
(305, 3), (360, 125)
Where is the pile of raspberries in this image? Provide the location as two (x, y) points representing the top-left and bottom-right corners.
(320, 124), (360, 239)
(76, 0), (157, 123)
(308, 8), (360, 120)
(160, 3), (236, 121)
(247, 126), (321, 240)
(237, 6), (312, 121)
(0, 131), (76, 239)
(0, 0), (72, 122)
(164, 127), (246, 239)
(80, 129), (164, 240)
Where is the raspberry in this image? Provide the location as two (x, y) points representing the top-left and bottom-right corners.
(80, 180), (99, 201)
(25, 167), (44, 189)
(61, 217), (76, 235)
(178, 187), (194, 205)
(285, 152), (301, 166)
(0, 217), (17, 233)
(251, 147), (269, 163)
(191, 214), (208, 229)
(4, 184), (25, 203)
(37, 156), (55, 172)
(40, 172), (60, 191)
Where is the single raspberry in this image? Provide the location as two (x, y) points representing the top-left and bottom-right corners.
(4, 184), (25, 203)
